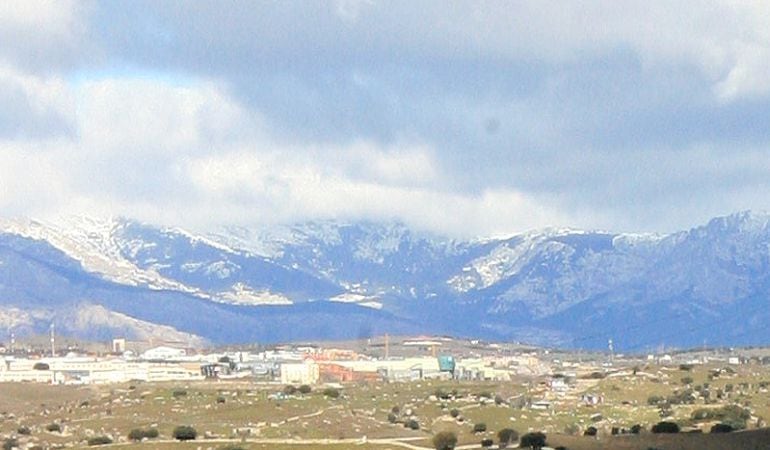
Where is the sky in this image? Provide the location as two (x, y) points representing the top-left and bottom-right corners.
(2, 1), (770, 237)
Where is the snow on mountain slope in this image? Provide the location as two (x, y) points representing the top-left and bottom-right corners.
(0, 216), (203, 295)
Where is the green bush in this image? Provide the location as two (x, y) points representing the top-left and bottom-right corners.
(405, 419), (420, 430)
(283, 385), (297, 395)
(16, 426), (31, 435)
(497, 428), (519, 446)
(520, 431), (547, 449)
(481, 438), (494, 447)
(128, 429), (145, 441)
(432, 430), (457, 450)
(46, 423), (61, 432)
(3, 438), (18, 450)
(172, 425), (197, 441)
(298, 384), (312, 394)
(87, 436), (112, 446)
(584, 426), (597, 436)
(450, 408), (460, 418)
(387, 412), (397, 423)
(172, 389), (188, 398)
(129, 427), (159, 441)
(323, 387), (340, 399)
(473, 422), (487, 433)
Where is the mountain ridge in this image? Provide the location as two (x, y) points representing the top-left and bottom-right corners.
(1, 211), (770, 350)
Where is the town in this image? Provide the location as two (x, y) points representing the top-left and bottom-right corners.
(2, 334), (770, 449)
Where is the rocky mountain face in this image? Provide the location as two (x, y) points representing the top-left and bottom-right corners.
(1, 211), (770, 350)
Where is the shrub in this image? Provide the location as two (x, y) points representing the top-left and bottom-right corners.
(681, 376), (694, 385)
(495, 395), (505, 405)
(647, 395), (665, 405)
(46, 423), (61, 432)
(406, 419), (420, 430)
(284, 385), (297, 395)
(651, 421), (680, 433)
(584, 426), (597, 436)
(217, 395), (226, 404)
(323, 387), (340, 399)
(172, 389), (188, 398)
(679, 364), (693, 371)
(630, 424), (643, 434)
(711, 423), (734, 433)
(33, 362), (49, 370)
(391, 405), (400, 414)
(450, 408), (460, 418)
(128, 429), (145, 441)
(497, 428), (519, 446)
(172, 425), (197, 441)
(143, 428), (159, 439)
(387, 413), (397, 423)
(3, 438), (18, 450)
(480, 438), (494, 448)
(432, 430), (457, 450)
(473, 422), (487, 433)
(87, 436), (113, 446)
(219, 446), (246, 450)
(520, 431), (547, 449)
(298, 384), (312, 394)
(16, 426), (31, 435)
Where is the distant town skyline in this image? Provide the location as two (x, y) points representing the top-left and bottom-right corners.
(2, 1), (770, 237)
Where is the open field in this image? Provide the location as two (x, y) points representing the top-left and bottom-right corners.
(2, 361), (770, 449)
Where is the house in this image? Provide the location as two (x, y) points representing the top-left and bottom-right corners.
(280, 361), (320, 385)
(141, 346), (187, 361)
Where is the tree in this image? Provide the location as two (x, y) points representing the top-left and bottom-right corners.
(520, 431), (547, 450)
(651, 421), (680, 433)
(33, 362), (49, 370)
(473, 422), (487, 433)
(172, 425), (197, 441)
(497, 428), (519, 447)
(432, 431), (457, 450)
(298, 384), (312, 394)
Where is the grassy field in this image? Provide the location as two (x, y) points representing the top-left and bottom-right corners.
(1, 362), (769, 449)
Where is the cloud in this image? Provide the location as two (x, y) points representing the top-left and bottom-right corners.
(0, 0), (93, 72)
(2, 1), (770, 237)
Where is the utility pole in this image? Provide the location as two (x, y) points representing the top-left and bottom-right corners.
(50, 323), (55, 357)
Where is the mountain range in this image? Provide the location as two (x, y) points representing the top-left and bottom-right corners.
(1, 211), (770, 351)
